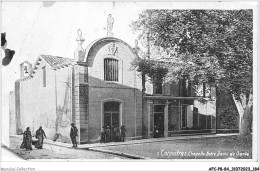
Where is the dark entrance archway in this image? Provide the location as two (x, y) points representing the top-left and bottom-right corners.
(104, 101), (120, 142)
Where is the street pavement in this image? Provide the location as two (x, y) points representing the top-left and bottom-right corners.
(1, 146), (25, 161)
(96, 134), (252, 159)
(7, 135), (128, 160)
(8, 133), (246, 160)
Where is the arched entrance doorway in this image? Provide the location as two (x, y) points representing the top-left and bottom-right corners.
(104, 101), (120, 142)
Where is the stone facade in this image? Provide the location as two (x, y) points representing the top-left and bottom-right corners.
(14, 56), (74, 141)
(10, 36), (217, 144)
(86, 38), (144, 142)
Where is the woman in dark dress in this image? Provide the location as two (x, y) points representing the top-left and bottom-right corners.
(20, 129), (26, 149)
(35, 126), (46, 149)
(21, 127), (32, 150)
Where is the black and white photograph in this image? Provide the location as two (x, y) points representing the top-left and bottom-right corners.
(1, 1), (259, 171)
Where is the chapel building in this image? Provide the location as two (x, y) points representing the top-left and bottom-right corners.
(9, 19), (216, 144)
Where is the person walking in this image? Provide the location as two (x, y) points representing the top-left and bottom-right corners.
(23, 127), (32, 151)
(20, 128), (26, 149)
(70, 123), (78, 148)
(120, 125), (126, 142)
(35, 126), (46, 149)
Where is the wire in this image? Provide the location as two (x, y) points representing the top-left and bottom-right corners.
(10, 3), (43, 68)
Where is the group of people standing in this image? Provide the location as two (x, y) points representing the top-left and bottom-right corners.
(20, 123), (126, 150)
(20, 126), (46, 151)
(20, 124), (78, 150)
(100, 125), (126, 143)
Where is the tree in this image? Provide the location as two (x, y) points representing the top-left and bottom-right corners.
(131, 9), (253, 136)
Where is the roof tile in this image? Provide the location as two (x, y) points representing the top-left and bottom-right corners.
(40, 55), (74, 68)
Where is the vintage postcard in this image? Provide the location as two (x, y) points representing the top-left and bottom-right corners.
(1, 1), (259, 171)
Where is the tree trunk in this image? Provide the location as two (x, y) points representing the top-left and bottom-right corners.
(232, 93), (253, 137)
(240, 104), (252, 136)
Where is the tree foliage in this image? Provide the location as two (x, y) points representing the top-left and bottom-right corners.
(131, 9), (253, 98)
(131, 57), (168, 82)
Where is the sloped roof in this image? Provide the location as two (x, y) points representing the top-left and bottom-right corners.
(41, 55), (74, 68)
(16, 75), (33, 82)
(17, 55), (75, 82)
(31, 55), (74, 76)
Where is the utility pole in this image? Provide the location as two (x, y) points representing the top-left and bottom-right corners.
(142, 10), (151, 138)
(147, 10), (151, 60)
(147, 31), (150, 60)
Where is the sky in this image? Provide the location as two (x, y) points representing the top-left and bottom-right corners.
(1, 1), (143, 146)
(1, 1), (257, 147)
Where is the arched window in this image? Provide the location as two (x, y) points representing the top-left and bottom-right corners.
(104, 58), (118, 81)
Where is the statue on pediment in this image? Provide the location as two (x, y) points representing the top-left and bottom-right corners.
(107, 14), (114, 36)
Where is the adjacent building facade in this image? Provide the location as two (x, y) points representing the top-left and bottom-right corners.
(10, 31), (217, 144)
